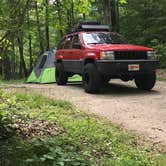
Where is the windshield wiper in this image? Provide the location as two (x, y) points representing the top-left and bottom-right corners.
(87, 42), (105, 45)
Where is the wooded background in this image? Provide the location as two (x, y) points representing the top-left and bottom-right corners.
(0, 0), (166, 80)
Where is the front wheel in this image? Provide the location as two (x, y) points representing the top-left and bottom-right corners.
(83, 63), (102, 93)
(56, 63), (68, 85)
(135, 72), (156, 91)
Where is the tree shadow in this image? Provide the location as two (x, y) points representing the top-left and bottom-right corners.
(67, 81), (160, 96)
(100, 83), (159, 96)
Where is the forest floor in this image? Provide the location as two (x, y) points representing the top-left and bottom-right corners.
(1, 77), (166, 149)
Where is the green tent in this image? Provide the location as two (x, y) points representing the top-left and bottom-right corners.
(27, 50), (82, 83)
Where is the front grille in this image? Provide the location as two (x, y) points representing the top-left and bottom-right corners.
(115, 51), (147, 60)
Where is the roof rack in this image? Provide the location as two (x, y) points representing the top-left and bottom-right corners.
(69, 21), (110, 33)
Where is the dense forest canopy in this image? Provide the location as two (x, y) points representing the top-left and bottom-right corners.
(0, 0), (166, 80)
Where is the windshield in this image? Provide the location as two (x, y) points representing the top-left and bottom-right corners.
(83, 32), (127, 45)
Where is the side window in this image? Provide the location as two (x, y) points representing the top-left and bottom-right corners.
(39, 55), (47, 69)
(72, 35), (81, 48)
(57, 38), (65, 50)
(64, 36), (73, 49)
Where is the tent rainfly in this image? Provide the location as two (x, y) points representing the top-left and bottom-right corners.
(27, 49), (81, 83)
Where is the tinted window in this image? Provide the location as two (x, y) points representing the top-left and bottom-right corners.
(64, 36), (73, 49)
(72, 35), (81, 48)
(83, 32), (127, 45)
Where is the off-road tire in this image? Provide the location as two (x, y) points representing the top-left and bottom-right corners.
(56, 63), (68, 85)
(83, 63), (102, 93)
(135, 72), (156, 91)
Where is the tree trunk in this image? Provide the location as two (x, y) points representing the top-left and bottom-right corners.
(56, 0), (63, 37)
(111, 0), (119, 32)
(66, 0), (74, 29)
(27, 11), (33, 73)
(0, 60), (2, 76)
(45, 0), (50, 50)
(3, 49), (11, 80)
(103, 0), (112, 27)
(83, 13), (86, 20)
(35, 0), (44, 54)
(11, 37), (16, 76)
(67, 9), (71, 29)
(29, 34), (33, 73)
(0, 48), (3, 76)
(71, 0), (74, 26)
(17, 31), (27, 77)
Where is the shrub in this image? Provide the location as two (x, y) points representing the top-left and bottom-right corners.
(0, 91), (16, 140)
(150, 39), (166, 68)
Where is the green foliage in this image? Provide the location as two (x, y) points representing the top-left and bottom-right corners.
(0, 90), (166, 165)
(150, 39), (166, 68)
(119, 0), (166, 63)
(0, 91), (17, 140)
(25, 138), (89, 166)
(119, 0), (127, 4)
(120, 0), (166, 43)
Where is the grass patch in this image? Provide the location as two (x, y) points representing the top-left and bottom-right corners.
(0, 77), (25, 84)
(0, 90), (166, 166)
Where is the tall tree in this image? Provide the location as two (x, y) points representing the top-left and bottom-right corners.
(54, 0), (63, 37)
(17, 30), (27, 77)
(92, 0), (120, 31)
(35, 0), (44, 54)
(27, 11), (33, 73)
(45, 0), (50, 50)
(111, 0), (119, 32)
(16, 0), (30, 77)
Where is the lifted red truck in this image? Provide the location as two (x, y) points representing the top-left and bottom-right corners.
(55, 22), (158, 93)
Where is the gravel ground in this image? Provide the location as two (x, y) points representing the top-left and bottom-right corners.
(1, 80), (166, 147)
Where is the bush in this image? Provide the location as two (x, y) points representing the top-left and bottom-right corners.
(150, 39), (166, 68)
(25, 138), (89, 166)
(0, 91), (17, 140)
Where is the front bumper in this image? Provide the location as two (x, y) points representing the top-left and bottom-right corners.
(96, 60), (159, 76)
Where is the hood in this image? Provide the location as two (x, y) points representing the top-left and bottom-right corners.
(86, 44), (153, 51)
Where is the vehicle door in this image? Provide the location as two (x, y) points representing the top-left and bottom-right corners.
(56, 37), (66, 60)
(70, 34), (83, 73)
(63, 35), (74, 72)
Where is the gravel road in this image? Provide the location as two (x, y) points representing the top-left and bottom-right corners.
(1, 80), (166, 146)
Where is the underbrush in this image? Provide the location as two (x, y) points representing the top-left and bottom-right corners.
(0, 90), (166, 166)
(157, 69), (166, 81)
(0, 78), (25, 84)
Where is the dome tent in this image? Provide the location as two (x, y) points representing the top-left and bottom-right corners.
(27, 50), (81, 83)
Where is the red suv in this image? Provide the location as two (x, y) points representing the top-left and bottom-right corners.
(55, 22), (158, 93)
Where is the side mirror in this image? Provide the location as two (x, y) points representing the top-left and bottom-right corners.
(73, 43), (82, 49)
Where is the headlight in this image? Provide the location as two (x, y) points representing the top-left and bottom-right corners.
(100, 51), (114, 60)
(147, 51), (156, 60)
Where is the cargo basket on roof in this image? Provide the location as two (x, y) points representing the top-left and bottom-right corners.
(69, 21), (110, 33)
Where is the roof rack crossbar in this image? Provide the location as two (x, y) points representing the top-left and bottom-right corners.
(81, 25), (109, 31)
(68, 21), (110, 33)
